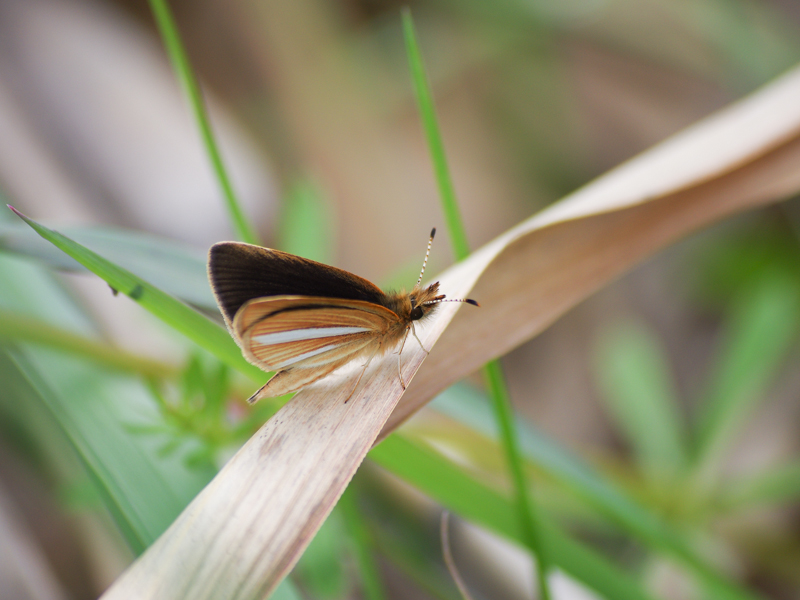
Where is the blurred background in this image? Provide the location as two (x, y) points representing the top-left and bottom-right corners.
(0, 0), (799, 599)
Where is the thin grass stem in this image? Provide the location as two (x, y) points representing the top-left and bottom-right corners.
(484, 360), (551, 599)
(147, 0), (259, 245)
(0, 308), (178, 379)
(401, 9), (552, 599)
(401, 10), (470, 260)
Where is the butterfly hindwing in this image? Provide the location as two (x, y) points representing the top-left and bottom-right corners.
(248, 357), (362, 402)
(234, 296), (399, 334)
(238, 298), (395, 372)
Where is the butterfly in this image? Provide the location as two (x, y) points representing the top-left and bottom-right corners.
(208, 228), (478, 403)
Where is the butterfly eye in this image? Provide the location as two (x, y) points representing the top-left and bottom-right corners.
(409, 305), (424, 321)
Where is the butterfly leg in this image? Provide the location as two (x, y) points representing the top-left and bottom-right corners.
(410, 322), (430, 354)
(345, 342), (382, 403)
(397, 326), (412, 389)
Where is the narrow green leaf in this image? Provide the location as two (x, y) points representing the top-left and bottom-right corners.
(720, 461), (800, 511)
(0, 308), (178, 379)
(0, 248), (214, 551)
(401, 8), (470, 260)
(594, 320), (688, 485)
(0, 347), (77, 478)
(7, 206), (263, 382)
(483, 360), (551, 594)
(694, 274), (799, 477)
(146, 0), (259, 246)
(0, 221), (215, 309)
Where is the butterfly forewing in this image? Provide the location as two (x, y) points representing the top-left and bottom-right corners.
(209, 242), (388, 328)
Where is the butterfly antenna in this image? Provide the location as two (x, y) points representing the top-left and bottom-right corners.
(415, 228), (436, 289)
(423, 297), (480, 307)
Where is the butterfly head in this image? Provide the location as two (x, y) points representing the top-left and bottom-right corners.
(408, 281), (444, 321)
(386, 228), (479, 325)
(409, 280), (480, 321)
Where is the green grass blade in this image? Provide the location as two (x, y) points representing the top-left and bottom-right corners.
(693, 274), (799, 479)
(401, 9), (470, 260)
(373, 430), (765, 600)
(402, 10), (552, 598)
(483, 360), (551, 594)
(594, 320), (688, 486)
(0, 221), (215, 309)
(429, 386), (766, 600)
(8, 206), (263, 382)
(720, 461), (800, 511)
(0, 249), (215, 551)
(0, 308), (178, 379)
(146, 0), (258, 246)
(370, 433), (657, 600)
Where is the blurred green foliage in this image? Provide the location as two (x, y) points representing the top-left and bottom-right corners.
(1, 1), (800, 599)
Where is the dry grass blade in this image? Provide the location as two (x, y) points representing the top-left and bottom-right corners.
(382, 65), (800, 436)
(101, 67), (800, 600)
(99, 297), (451, 600)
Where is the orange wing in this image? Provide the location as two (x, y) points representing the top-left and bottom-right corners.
(235, 296), (398, 371)
(234, 296), (400, 401)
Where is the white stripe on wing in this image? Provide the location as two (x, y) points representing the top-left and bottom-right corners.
(273, 343), (340, 368)
(253, 326), (370, 346)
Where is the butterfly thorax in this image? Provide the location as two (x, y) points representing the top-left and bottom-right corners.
(383, 282), (443, 324)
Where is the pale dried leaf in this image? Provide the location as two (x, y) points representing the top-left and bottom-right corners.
(99, 314), (442, 600)
(101, 66), (800, 600)
(383, 65), (800, 436)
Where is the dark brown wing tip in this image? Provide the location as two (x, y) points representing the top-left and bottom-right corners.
(208, 241), (239, 267)
(208, 240), (250, 257)
(466, 299), (479, 307)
